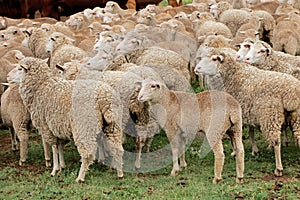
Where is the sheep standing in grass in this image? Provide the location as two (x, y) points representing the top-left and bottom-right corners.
(136, 79), (244, 184)
(18, 57), (124, 182)
(1, 82), (51, 167)
(195, 48), (300, 176)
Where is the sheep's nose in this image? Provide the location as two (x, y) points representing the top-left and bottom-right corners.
(244, 57), (250, 63)
(236, 55), (240, 61)
(137, 95), (143, 101)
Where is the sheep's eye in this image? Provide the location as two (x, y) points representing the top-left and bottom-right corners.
(244, 44), (250, 49)
(51, 37), (55, 41)
(259, 50), (265, 53)
(151, 85), (156, 88)
(211, 57), (218, 61)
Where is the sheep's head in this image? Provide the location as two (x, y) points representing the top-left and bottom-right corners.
(136, 79), (165, 104)
(46, 32), (74, 53)
(104, 1), (119, 14)
(243, 41), (270, 65)
(18, 57), (50, 76)
(7, 65), (22, 83)
(0, 16), (6, 30)
(235, 38), (256, 62)
(194, 52), (225, 76)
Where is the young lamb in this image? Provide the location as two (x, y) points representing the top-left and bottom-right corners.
(18, 57), (124, 182)
(195, 48), (300, 176)
(1, 82), (51, 167)
(136, 79), (244, 184)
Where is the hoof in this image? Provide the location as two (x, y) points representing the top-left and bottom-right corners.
(213, 178), (221, 184)
(236, 177), (243, 184)
(19, 160), (26, 166)
(231, 151), (236, 157)
(76, 178), (85, 183)
(274, 169), (283, 177)
(45, 160), (52, 168)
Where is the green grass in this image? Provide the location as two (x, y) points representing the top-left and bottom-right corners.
(0, 127), (299, 200)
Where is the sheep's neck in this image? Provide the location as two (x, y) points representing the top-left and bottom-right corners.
(124, 48), (144, 63)
(219, 59), (244, 92)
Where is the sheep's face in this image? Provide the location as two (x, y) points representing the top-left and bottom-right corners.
(136, 80), (162, 103)
(236, 42), (252, 62)
(83, 8), (96, 20)
(85, 51), (113, 71)
(104, 1), (118, 14)
(65, 14), (85, 30)
(243, 42), (269, 65)
(115, 37), (142, 55)
(7, 66), (23, 83)
(194, 55), (222, 76)
(209, 4), (219, 18)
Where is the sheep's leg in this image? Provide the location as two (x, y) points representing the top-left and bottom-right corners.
(233, 133), (244, 183)
(9, 128), (18, 151)
(135, 137), (144, 169)
(58, 140), (66, 171)
(168, 132), (180, 176)
(76, 154), (95, 183)
(144, 136), (153, 153)
(41, 135), (51, 167)
(51, 144), (60, 176)
(273, 142), (283, 177)
(248, 126), (259, 156)
(17, 128), (29, 166)
(282, 122), (290, 147)
(211, 139), (225, 184)
(178, 136), (187, 169)
(112, 144), (124, 178)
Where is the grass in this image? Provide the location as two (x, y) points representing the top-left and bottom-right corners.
(0, 125), (300, 199)
(159, 0), (193, 6)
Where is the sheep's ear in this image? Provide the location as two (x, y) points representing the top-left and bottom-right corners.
(24, 30), (31, 37)
(43, 58), (49, 63)
(56, 64), (65, 72)
(0, 83), (9, 86)
(134, 81), (142, 90)
(235, 44), (241, 49)
(20, 65), (28, 72)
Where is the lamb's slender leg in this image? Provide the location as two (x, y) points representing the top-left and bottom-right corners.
(144, 136), (154, 153)
(135, 137), (144, 169)
(211, 139), (225, 184)
(10, 128), (18, 151)
(234, 133), (244, 183)
(178, 136), (187, 169)
(17, 128), (29, 166)
(273, 142), (283, 177)
(168, 132), (180, 176)
(76, 154), (95, 183)
(58, 140), (66, 171)
(42, 135), (51, 167)
(249, 126), (259, 156)
(51, 144), (60, 176)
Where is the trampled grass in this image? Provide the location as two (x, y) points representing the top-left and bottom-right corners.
(0, 126), (299, 200)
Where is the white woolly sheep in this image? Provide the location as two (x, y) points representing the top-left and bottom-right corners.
(195, 48), (300, 176)
(1, 82), (51, 167)
(46, 31), (88, 68)
(18, 57), (124, 182)
(136, 78), (244, 184)
(55, 60), (161, 170)
(244, 40), (300, 77)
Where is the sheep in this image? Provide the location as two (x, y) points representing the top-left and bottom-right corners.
(22, 27), (51, 59)
(0, 16), (23, 30)
(0, 50), (25, 100)
(249, 0), (280, 14)
(1, 81), (51, 167)
(18, 57), (124, 182)
(244, 40), (300, 76)
(104, 1), (136, 17)
(202, 34), (234, 49)
(271, 25), (300, 56)
(194, 47), (300, 176)
(115, 46), (191, 83)
(0, 26), (24, 43)
(55, 60), (160, 170)
(0, 39), (32, 58)
(46, 31), (88, 69)
(65, 12), (90, 32)
(136, 78), (244, 184)
(235, 37), (257, 61)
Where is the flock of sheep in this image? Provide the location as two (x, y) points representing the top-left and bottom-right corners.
(0, 0), (300, 184)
